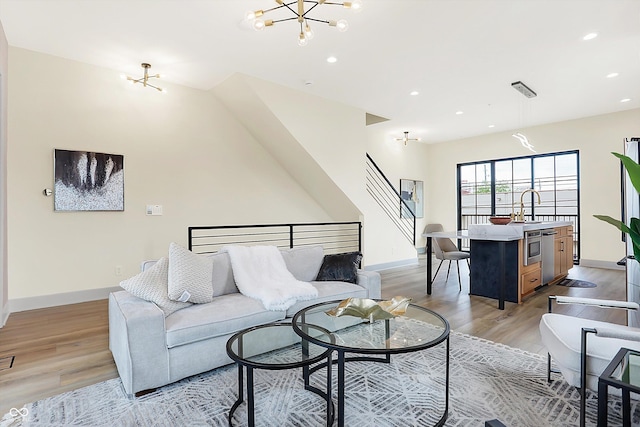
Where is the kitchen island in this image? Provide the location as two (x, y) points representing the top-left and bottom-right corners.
(424, 221), (573, 309)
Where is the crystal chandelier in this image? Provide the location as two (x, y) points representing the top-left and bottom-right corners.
(245, 0), (362, 46)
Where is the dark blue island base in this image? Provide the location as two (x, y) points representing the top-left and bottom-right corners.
(469, 240), (519, 304)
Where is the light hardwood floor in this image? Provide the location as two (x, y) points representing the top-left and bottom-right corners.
(0, 257), (626, 415)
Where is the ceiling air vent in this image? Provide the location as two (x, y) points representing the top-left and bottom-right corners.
(511, 81), (537, 98)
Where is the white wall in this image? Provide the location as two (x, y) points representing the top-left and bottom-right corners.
(0, 21), (8, 325)
(233, 77), (417, 267)
(214, 74), (421, 268)
(212, 74), (361, 222)
(241, 76), (368, 210)
(365, 127), (432, 266)
(426, 109), (640, 264)
(6, 48), (336, 307)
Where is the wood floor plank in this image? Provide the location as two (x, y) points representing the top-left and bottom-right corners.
(381, 256), (626, 355)
(0, 259), (627, 415)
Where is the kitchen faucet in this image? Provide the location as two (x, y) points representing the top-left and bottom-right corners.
(511, 188), (541, 222)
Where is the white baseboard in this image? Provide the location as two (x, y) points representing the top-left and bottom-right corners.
(8, 286), (120, 313)
(364, 257), (419, 272)
(1, 304), (8, 328)
(579, 259), (625, 271)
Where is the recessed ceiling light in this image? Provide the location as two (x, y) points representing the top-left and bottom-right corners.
(606, 72), (619, 78)
(488, 124), (495, 128)
(326, 56), (337, 63)
(621, 98), (632, 103)
(410, 91), (419, 96)
(583, 32), (598, 41)
(455, 111), (464, 115)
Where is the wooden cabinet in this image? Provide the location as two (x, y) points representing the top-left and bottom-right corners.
(470, 225), (573, 305)
(518, 239), (541, 302)
(551, 226), (573, 284)
(521, 268), (542, 295)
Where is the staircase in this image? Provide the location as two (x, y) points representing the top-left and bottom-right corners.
(366, 153), (416, 246)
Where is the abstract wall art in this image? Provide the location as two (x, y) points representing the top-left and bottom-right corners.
(400, 178), (424, 218)
(54, 149), (124, 211)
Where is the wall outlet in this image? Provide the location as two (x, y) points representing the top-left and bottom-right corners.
(115, 265), (123, 276)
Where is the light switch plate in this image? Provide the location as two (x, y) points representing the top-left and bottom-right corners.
(146, 205), (163, 216)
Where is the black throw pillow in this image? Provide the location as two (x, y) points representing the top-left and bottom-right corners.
(315, 252), (362, 284)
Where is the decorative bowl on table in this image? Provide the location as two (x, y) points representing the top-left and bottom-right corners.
(489, 216), (512, 225)
(325, 296), (411, 321)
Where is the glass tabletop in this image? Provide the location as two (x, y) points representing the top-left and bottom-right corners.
(608, 349), (640, 389)
(226, 322), (334, 369)
(292, 300), (450, 354)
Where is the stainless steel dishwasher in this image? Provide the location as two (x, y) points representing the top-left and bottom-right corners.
(541, 229), (557, 284)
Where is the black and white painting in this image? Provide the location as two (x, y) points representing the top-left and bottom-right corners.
(400, 179), (424, 218)
(54, 149), (124, 211)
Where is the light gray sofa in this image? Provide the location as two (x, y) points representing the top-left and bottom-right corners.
(108, 245), (381, 396)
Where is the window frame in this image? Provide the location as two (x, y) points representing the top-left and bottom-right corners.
(456, 150), (580, 262)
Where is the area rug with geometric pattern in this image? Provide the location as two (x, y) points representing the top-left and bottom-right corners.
(1, 330), (636, 426)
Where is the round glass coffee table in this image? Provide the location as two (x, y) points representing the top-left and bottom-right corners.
(226, 322), (335, 427)
(292, 300), (450, 427)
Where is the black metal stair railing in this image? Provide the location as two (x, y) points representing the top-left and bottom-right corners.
(188, 222), (361, 255)
(366, 153), (416, 245)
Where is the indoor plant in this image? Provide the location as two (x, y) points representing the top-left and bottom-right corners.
(594, 152), (640, 262)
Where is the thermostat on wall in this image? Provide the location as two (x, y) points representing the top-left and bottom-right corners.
(146, 205), (163, 216)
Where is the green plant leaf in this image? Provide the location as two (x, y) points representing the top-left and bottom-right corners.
(594, 215), (638, 238)
(631, 217), (640, 261)
(594, 152), (640, 264)
(613, 152), (640, 194)
(594, 215), (640, 260)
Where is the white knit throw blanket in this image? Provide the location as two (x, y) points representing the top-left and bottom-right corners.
(220, 245), (318, 311)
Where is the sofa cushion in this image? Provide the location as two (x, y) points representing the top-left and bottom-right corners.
(280, 245), (324, 282)
(168, 243), (214, 304)
(316, 252), (362, 284)
(165, 293), (286, 348)
(210, 252), (239, 297)
(285, 280), (368, 317)
(120, 257), (192, 317)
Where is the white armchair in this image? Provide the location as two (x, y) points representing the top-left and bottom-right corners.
(539, 295), (640, 427)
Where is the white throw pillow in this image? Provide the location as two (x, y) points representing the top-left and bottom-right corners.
(168, 242), (214, 304)
(120, 257), (191, 316)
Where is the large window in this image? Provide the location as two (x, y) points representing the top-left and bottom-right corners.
(458, 151), (579, 260)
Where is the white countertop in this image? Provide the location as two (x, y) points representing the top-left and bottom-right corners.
(467, 221), (572, 240)
(423, 221), (572, 241)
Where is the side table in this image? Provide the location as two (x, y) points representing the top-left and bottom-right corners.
(292, 300), (450, 427)
(598, 347), (640, 426)
(226, 322), (335, 427)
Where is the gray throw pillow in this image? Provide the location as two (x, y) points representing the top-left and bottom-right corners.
(120, 257), (192, 316)
(168, 243), (214, 304)
(209, 252), (239, 297)
(280, 245), (324, 282)
(315, 251), (362, 284)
